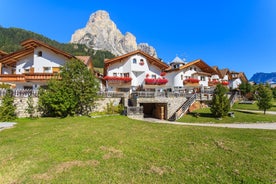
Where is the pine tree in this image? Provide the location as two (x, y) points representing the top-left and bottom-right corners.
(255, 84), (273, 114)
(210, 84), (230, 118)
(25, 95), (36, 118)
(0, 89), (16, 121)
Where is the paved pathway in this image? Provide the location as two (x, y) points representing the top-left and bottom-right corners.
(234, 109), (276, 115)
(0, 122), (17, 132)
(133, 118), (276, 130)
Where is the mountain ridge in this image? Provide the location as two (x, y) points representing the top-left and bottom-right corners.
(249, 72), (276, 84)
(0, 26), (114, 68)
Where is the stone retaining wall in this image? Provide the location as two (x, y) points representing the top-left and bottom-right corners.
(0, 97), (122, 118)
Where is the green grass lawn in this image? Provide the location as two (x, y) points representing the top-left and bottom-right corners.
(178, 108), (276, 123)
(232, 100), (276, 111)
(0, 116), (275, 183)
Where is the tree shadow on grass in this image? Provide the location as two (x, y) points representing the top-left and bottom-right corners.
(233, 110), (258, 115)
(190, 112), (214, 118)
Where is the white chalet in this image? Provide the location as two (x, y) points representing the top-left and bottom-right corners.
(0, 39), (93, 89)
(165, 57), (219, 91)
(104, 50), (169, 92)
(229, 71), (248, 89)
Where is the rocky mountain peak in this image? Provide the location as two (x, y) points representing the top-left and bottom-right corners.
(88, 10), (110, 23)
(70, 10), (157, 57)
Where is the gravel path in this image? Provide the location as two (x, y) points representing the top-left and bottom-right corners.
(134, 118), (276, 130)
(0, 122), (17, 132)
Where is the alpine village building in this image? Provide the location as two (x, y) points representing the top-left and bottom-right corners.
(0, 39), (93, 89)
(0, 39), (248, 120)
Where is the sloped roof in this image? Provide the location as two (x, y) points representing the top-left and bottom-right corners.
(230, 71), (248, 82)
(0, 39), (74, 66)
(104, 50), (169, 71)
(212, 66), (223, 78)
(21, 39), (73, 58)
(76, 56), (91, 65)
(170, 56), (186, 64)
(192, 71), (212, 76)
(166, 59), (218, 75)
(0, 50), (8, 58)
(219, 68), (230, 77)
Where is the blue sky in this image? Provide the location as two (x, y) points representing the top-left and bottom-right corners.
(1, 0), (275, 79)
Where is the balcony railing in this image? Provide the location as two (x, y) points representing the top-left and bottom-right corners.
(0, 88), (39, 97)
(0, 73), (60, 82)
(104, 76), (132, 85)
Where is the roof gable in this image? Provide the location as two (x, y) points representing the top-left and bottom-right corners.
(176, 59), (218, 75)
(0, 39), (74, 66)
(104, 50), (168, 70)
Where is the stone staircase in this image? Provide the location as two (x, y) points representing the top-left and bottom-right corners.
(166, 97), (187, 119)
(168, 94), (197, 121)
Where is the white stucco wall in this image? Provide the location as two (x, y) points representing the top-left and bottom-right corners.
(106, 54), (164, 91)
(230, 78), (242, 89)
(33, 47), (66, 73)
(16, 55), (34, 74)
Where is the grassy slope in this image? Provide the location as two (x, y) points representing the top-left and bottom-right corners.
(0, 116), (275, 183)
(177, 108), (276, 123)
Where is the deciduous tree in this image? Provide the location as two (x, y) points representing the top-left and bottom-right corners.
(38, 59), (99, 117)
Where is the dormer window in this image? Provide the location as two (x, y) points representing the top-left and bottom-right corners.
(38, 51), (42, 57)
(133, 58), (137, 64)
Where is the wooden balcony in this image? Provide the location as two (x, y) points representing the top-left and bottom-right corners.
(0, 73), (60, 82)
(183, 78), (200, 87)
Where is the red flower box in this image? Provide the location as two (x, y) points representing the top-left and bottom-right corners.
(184, 78), (199, 83)
(145, 78), (168, 85)
(221, 81), (229, 85)
(103, 76), (132, 82)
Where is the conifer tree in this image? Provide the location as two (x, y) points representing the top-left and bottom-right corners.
(0, 89), (16, 121)
(210, 84), (230, 118)
(255, 84), (273, 114)
(26, 95), (36, 118)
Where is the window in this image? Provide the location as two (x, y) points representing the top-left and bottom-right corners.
(181, 75), (183, 80)
(24, 69), (30, 73)
(190, 67), (192, 70)
(194, 67), (197, 71)
(113, 73), (117, 76)
(139, 59), (144, 66)
(124, 73), (129, 77)
(38, 51), (42, 57)
(52, 67), (60, 73)
(43, 67), (51, 73)
(151, 74), (156, 79)
(133, 58), (137, 64)
(200, 76), (205, 81)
